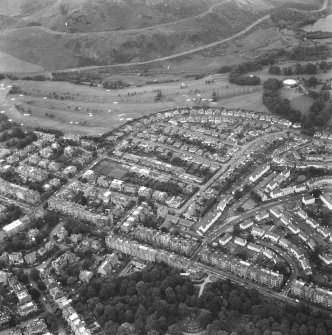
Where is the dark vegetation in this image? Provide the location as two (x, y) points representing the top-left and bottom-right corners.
(103, 80), (130, 90)
(271, 8), (319, 29)
(263, 78), (332, 128)
(269, 61), (330, 76)
(73, 263), (332, 335)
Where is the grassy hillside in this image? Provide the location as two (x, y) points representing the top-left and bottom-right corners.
(0, 0), (323, 72)
(0, 1), (266, 70)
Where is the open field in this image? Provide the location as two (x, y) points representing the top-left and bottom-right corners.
(94, 159), (128, 179)
(280, 87), (315, 115)
(1, 58), (331, 135)
(1, 75), (269, 135)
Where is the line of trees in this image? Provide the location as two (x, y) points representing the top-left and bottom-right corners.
(269, 61), (330, 77)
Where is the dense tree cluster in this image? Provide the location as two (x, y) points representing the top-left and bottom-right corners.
(0, 204), (22, 228)
(262, 78), (303, 124)
(304, 31), (332, 40)
(305, 92), (332, 128)
(275, 62), (319, 76)
(263, 78), (332, 129)
(21, 75), (47, 81)
(229, 73), (261, 86)
(103, 80), (130, 90)
(4, 211), (60, 253)
(73, 264), (332, 335)
(287, 45), (329, 61)
(271, 8), (318, 28)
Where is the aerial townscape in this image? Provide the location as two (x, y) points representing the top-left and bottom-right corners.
(0, 0), (332, 334)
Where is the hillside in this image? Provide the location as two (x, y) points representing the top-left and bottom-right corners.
(0, 0), (324, 72)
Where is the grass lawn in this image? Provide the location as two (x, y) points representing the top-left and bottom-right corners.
(3, 76), (269, 135)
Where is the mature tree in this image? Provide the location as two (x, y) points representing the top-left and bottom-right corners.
(30, 288), (40, 299)
(167, 324), (182, 335)
(307, 76), (318, 87)
(304, 63), (317, 75)
(269, 65), (281, 75)
(30, 268), (40, 281)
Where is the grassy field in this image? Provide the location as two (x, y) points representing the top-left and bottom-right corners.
(94, 159), (128, 179)
(0, 51), (44, 73)
(280, 87), (315, 115)
(2, 74), (270, 135)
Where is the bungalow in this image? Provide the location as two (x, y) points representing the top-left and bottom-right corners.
(306, 217), (319, 229)
(239, 220), (254, 230)
(79, 270), (93, 283)
(247, 242), (262, 253)
(319, 253), (332, 265)
(288, 224), (300, 234)
(234, 237), (247, 247)
(265, 231), (280, 243)
(278, 238), (291, 249)
(249, 164), (270, 183)
(8, 252), (24, 265)
(302, 194), (315, 206)
(269, 207), (283, 219)
(219, 233), (232, 246)
(298, 231), (309, 242)
(63, 165), (77, 177)
(251, 226), (265, 238)
(263, 249), (274, 260)
(308, 239), (317, 251)
(317, 226), (331, 239)
(97, 259), (112, 276)
(255, 211), (269, 222)
(293, 183), (307, 193)
(297, 210), (308, 220)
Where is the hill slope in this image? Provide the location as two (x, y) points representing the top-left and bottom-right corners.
(0, 0), (323, 71)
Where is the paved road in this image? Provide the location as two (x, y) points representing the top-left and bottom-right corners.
(256, 239), (299, 293)
(174, 131), (287, 215)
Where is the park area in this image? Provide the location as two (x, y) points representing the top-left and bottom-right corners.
(2, 75), (270, 136)
(93, 159), (128, 179)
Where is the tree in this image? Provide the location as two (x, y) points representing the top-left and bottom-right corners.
(30, 268), (40, 282)
(263, 78), (282, 91)
(155, 90), (162, 101)
(304, 63), (317, 75)
(294, 63), (304, 75)
(167, 324), (182, 335)
(30, 288), (40, 299)
(319, 61), (330, 70)
(307, 76), (318, 87)
(165, 287), (177, 304)
(117, 323), (135, 335)
(282, 67), (293, 76)
(38, 282), (47, 291)
(212, 91), (218, 102)
(269, 65), (281, 75)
